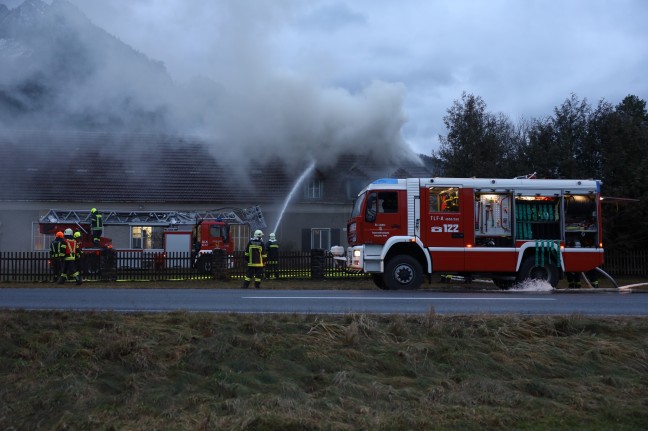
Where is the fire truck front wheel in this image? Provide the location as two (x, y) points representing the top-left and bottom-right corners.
(517, 256), (559, 287)
(384, 256), (423, 290)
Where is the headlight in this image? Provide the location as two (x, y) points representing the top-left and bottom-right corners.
(353, 249), (362, 258)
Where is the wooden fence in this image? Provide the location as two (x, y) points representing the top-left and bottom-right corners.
(0, 249), (646, 283)
(0, 250), (363, 283)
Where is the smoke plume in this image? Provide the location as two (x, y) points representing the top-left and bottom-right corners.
(0, 0), (420, 169)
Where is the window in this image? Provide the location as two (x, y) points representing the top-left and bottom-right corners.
(429, 187), (459, 213)
(228, 224), (251, 251)
(311, 228), (330, 249)
(131, 226), (164, 249)
(32, 222), (50, 251)
(345, 178), (367, 200)
(378, 191), (398, 213)
(304, 179), (323, 199)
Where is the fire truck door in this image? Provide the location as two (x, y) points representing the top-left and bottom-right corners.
(362, 191), (403, 244)
(423, 187), (466, 271)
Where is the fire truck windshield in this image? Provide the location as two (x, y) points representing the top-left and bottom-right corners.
(351, 193), (366, 218)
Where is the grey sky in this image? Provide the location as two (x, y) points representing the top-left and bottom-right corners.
(7, 0), (647, 155)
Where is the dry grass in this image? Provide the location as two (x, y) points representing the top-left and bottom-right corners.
(1, 311), (648, 430)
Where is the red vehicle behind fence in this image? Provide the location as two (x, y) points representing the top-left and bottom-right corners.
(40, 206), (266, 274)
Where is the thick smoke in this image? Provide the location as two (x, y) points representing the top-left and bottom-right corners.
(0, 0), (420, 169)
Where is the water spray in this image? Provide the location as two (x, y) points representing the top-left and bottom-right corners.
(273, 160), (316, 234)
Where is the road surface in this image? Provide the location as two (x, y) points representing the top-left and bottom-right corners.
(1, 287), (647, 315)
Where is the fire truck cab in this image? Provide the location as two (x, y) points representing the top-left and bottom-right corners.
(340, 177), (604, 290)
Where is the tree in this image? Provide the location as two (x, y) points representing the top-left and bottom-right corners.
(437, 93), (518, 177)
(597, 95), (648, 250)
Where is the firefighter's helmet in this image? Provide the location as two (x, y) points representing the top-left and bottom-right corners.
(55, 231), (64, 238)
(74, 231), (81, 239)
(64, 228), (73, 236)
(269, 233), (276, 241)
(254, 229), (263, 239)
(91, 208), (97, 213)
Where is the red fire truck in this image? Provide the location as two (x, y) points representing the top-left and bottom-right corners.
(334, 177), (605, 290)
(39, 206), (266, 274)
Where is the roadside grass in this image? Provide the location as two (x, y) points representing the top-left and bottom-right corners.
(1, 311), (647, 430)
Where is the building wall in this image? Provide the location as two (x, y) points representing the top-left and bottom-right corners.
(0, 204), (45, 252)
(0, 201), (353, 252)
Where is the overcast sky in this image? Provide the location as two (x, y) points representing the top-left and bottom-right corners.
(7, 0), (648, 155)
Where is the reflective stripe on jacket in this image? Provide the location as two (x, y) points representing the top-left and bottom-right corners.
(49, 239), (64, 258)
(91, 213), (103, 231)
(244, 238), (267, 267)
(266, 241), (279, 263)
(62, 238), (78, 261)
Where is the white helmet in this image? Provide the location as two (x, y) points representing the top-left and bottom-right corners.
(254, 229), (263, 239)
(64, 228), (73, 236)
(269, 233), (276, 241)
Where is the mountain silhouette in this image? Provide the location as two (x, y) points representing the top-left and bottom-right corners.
(0, 0), (176, 132)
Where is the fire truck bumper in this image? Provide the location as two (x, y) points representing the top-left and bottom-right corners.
(345, 245), (382, 273)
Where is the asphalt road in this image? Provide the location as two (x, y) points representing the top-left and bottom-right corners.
(1, 287), (647, 315)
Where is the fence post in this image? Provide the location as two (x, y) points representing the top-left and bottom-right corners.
(212, 249), (229, 280)
(311, 248), (325, 279)
(101, 248), (117, 281)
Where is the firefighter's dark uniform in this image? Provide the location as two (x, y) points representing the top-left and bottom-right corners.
(49, 236), (65, 282)
(90, 208), (103, 246)
(74, 231), (83, 274)
(566, 272), (581, 289)
(59, 233), (82, 285)
(265, 237), (280, 279)
(242, 236), (266, 289)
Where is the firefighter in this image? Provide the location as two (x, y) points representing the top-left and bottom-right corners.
(265, 232), (280, 279)
(58, 228), (82, 285)
(586, 269), (599, 288)
(242, 229), (266, 289)
(49, 231), (65, 282)
(90, 208), (103, 246)
(566, 272), (581, 289)
(74, 231), (83, 274)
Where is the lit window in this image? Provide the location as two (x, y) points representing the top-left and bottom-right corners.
(429, 187), (459, 213)
(131, 226), (165, 249)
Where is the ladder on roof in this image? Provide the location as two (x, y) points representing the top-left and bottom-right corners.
(40, 206), (267, 230)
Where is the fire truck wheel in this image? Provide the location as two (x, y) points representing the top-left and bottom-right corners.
(384, 256), (423, 290)
(371, 273), (387, 289)
(517, 257), (559, 287)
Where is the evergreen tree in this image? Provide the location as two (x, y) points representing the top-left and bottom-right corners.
(437, 93), (517, 177)
(598, 95), (648, 250)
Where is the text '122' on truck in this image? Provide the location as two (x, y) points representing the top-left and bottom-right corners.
(333, 177), (609, 290)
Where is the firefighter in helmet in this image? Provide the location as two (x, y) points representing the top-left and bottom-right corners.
(58, 228), (82, 285)
(90, 208), (103, 246)
(74, 231), (83, 274)
(242, 229), (267, 289)
(49, 231), (65, 282)
(265, 232), (280, 279)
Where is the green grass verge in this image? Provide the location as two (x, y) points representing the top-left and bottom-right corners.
(1, 311), (647, 430)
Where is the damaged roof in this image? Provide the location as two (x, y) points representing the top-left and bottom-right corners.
(0, 131), (439, 204)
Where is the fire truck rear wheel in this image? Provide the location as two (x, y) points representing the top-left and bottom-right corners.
(384, 256), (423, 290)
(517, 257), (559, 287)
